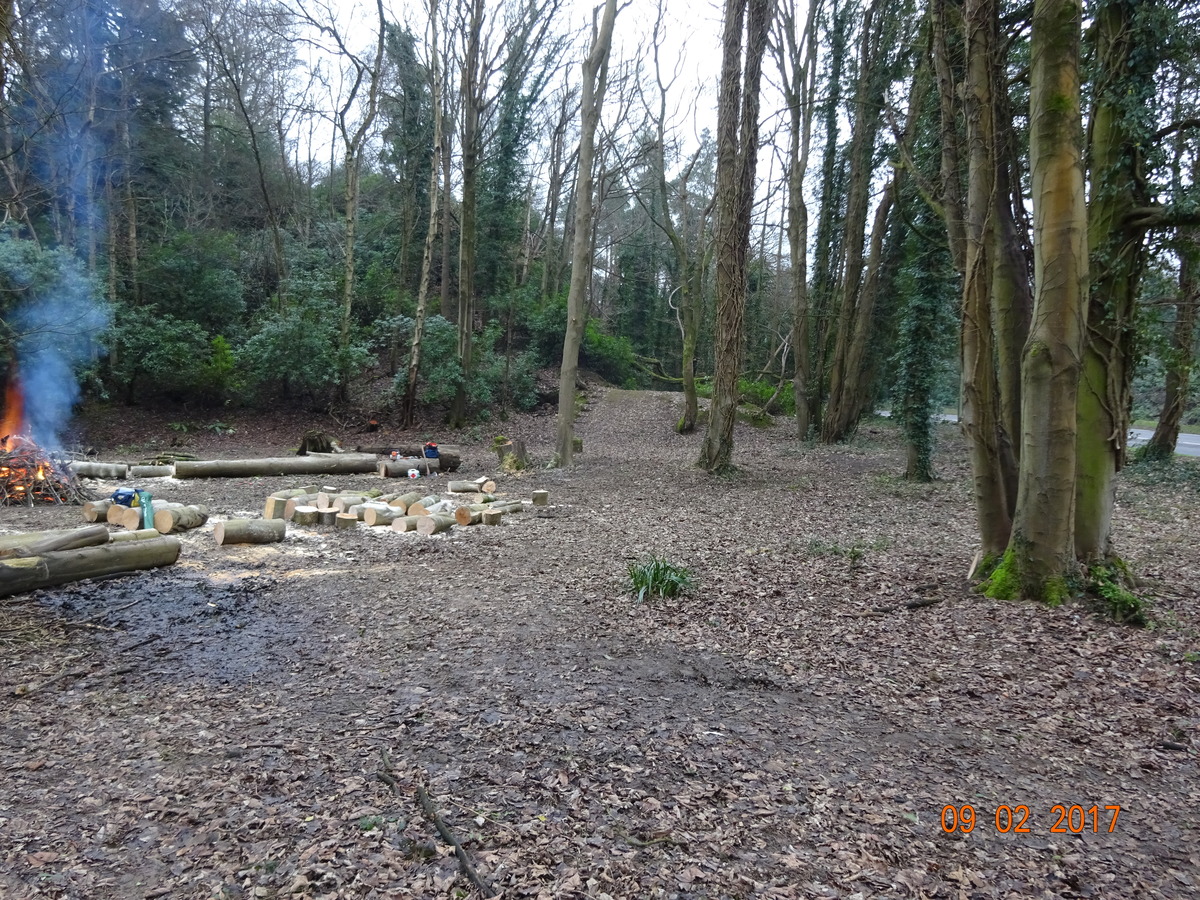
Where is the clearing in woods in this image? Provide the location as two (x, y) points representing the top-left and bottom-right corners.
(1, 388), (1198, 898)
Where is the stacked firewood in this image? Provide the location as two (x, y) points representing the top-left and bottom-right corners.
(0, 441), (89, 506)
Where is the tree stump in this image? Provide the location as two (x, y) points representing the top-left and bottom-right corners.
(292, 506), (319, 526)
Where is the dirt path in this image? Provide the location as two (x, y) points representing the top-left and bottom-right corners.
(2, 389), (1198, 898)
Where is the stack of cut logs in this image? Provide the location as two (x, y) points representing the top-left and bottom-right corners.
(250, 477), (545, 539)
(84, 497), (210, 534)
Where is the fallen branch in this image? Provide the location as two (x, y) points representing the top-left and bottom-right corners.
(415, 781), (495, 897)
(376, 750), (495, 897)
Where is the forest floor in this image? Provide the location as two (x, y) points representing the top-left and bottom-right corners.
(2, 388), (1199, 900)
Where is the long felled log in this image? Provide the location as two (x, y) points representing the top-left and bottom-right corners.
(154, 505), (209, 534)
(130, 465), (174, 478)
(110, 528), (162, 543)
(357, 445), (461, 472)
(175, 454), (379, 479)
(0, 525), (111, 559)
(0, 529), (86, 551)
(69, 461), (129, 479)
(0, 536), (182, 598)
(213, 518), (286, 546)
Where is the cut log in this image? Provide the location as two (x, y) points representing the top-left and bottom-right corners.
(291, 506), (319, 526)
(284, 495), (321, 519)
(117, 500), (180, 531)
(482, 509), (503, 526)
(416, 514), (456, 536)
(213, 518), (286, 546)
(335, 513), (358, 530)
(454, 508), (484, 526)
(264, 486), (320, 519)
(269, 486), (321, 499)
(357, 445), (461, 472)
(83, 499), (114, 522)
(130, 465), (174, 478)
(345, 503), (382, 521)
(531, 490), (550, 506)
(153, 505), (209, 534)
(174, 454), (379, 479)
(334, 495), (372, 513)
(490, 500), (525, 514)
(110, 529), (162, 543)
(363, 505), (402, 527)
(406, 495), (443, 516)
(0, 525), (111, 559)
(448, 480), (497, 494)
(69, 461), (129, 479)
(388, 491), (424, 511)
(317, 509), (338, 527)
(377, 459), (439, 477)
(0, 536), (181, 598)
(389, 516), (422, 533)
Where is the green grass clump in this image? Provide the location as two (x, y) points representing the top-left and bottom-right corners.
(628, 555), (694, 604)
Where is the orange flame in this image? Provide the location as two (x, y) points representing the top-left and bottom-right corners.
(2, 373), (25, 450)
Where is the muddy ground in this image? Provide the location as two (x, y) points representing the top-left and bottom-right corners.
(1, 389), (1198, 899)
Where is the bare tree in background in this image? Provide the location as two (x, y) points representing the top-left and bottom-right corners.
(555, 0), (619, 467)
(699, 0), (774, 474)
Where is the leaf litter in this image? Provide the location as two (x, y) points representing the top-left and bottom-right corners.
(0, 388), (1198, 898)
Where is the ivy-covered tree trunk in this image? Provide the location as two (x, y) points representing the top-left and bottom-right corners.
(698, 0), (772, 474)
(821, 0), (888, 444)
(1146, 232), (1198, 458)
(554, 0), (617, 467)
(1075, 0), (1158, 559)
(987, 0), (1086, 603)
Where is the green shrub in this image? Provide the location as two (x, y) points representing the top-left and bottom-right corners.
(240, 293), (355, 401)
(627, 555), (695, 604)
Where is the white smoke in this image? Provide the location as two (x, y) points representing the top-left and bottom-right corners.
(5, 236), (110, 450)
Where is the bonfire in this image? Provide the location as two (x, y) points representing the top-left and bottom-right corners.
(1, 376), (88, 506)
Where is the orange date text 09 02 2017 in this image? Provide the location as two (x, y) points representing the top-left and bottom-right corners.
(940, 804), (1122, 835)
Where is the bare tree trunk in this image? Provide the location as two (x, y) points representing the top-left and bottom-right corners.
(777, 0), (819, 441)
(699, 0), (774, 474)
(989, 0), (1086, 602)
(1146, 232), (1198, 458)
(334, 0), (387, 394)
(960, 0), (1014, 561)
(451, 0), (484, 427)
(555, 0), (618, 467)
(401, 0), (445, 428)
